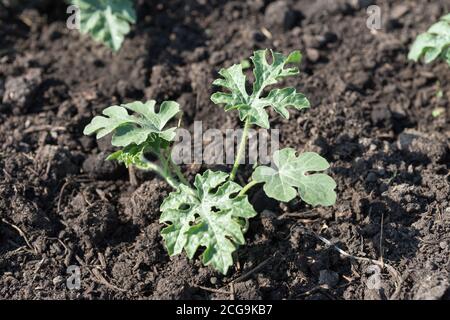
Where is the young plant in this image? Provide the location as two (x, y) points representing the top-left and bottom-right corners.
(408, 13), (450, 66)
(71, 0), (136, 51)
(83, 49), (337, 274)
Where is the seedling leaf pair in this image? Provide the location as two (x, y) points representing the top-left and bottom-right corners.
(72, 0), (136, 51)
(211, 49), (310, 128)
(253, 148), (336, 206)
(160, 170), (257, 274)
(408, 14), (450, 65)
(83, 100), (180, 147)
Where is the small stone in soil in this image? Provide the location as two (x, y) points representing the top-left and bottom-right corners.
(233, 280), (262, 300)
(306, 48), (320, 63)
(397, 130), (448, 163)
(2, 68), (42, 114)
(82, 151), (126, 180)
(264, 1), (299, 31)
(318, 270), (339, 288)
(413, 274), (449, 300)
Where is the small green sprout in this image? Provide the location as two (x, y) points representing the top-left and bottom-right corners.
(83, 50), (337, 274)
(71, 0), (136, 51)
(432, 107), (445, 118)
(408, 14), (450, 66)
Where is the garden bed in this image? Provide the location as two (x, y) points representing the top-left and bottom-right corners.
(0, 0), (449, 299)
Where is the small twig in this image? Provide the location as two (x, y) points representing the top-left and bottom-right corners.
(278, 210), (318, 220)
(230, 282), (236, 300)
(308, 230), (403, 300)
(418, 236), (450, 245)
(1, 219), (36, 254)
(379, 212), (384, 266)
(57, 179), (71, 213)
(260, 27), (273, 39)
(194, 284), (232, 295)
(230, 253), (277, 284)
(297, 284), (330, 297)
(31, 257), (46, 283)
(91, 268), (126, 293)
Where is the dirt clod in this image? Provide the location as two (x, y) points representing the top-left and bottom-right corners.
(264, 1), (299, 31)
(1, 0), (449, 301)
(2, 68), (42, 114)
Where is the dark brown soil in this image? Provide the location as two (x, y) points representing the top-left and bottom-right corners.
(1, 0), (449, 300)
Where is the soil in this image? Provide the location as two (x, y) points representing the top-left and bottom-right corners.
(1, 0), (450, 300)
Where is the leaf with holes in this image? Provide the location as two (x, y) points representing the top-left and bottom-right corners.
(211, 49), (310, 128)
(408, 14), (450, 66)
(83, 100), (180, 147)
(72, 0), (136, 51)
(160, 170), (257, 274)
(252, 148), (336, 205)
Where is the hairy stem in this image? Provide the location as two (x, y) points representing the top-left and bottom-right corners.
(166, 150), (190, 186)
(230, 117), (251, 181)
(135, 160), (179, 189)
(128, 165), (138, 186)
(238, 180), (259, 197)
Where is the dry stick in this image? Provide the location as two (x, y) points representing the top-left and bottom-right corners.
(193, 284), (232, 295)
(309, 231), (403, 300)
(57, 179), (71, 213)
(31, 257), (46, 284)
(297, 284), (331, 298)
(91, 268), (127, 293)
(74, 253), (126, 293)
(229, 253), (276, 284)
(419, 235), (450, 245)
(230, 282), (236, 300)
(1, 219), (36, 254)
(46, 236), (72, 266)
(277, 210), (318, 220)
(379, 212), (385, 266)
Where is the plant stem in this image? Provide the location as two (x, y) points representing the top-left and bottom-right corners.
(136, 160), (179, 189)
(238, 180), (259, 197)
(230, 117), (251, 181)
(166, 150), (190, 186)
(128, 165), (138, 186)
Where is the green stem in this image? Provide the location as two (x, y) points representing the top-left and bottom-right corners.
(238, 180), (259, 197)
(230, 117), (251, 181)
(166, 150), (190, 186)
(136, 159), (179, 190)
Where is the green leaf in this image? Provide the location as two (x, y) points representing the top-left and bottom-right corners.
(106, 143), (146, 167)
(72, 0), (136, 51)
(83, 100), (180, 147)
(252, 148), (336, 206)
(408, 14), (450, 65)
(211, 49), (310, 128)
(160, 170), (257, 274)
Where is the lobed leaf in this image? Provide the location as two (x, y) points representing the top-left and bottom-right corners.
(160, 170), (257, 274)
(83, 100), (180, 147)
(211, 49), (310, 128)
(72, 0), (136, 51)
(408, 14), (450, 66)
(252, 148), (336, 206)
(106, 143), (147, 168)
